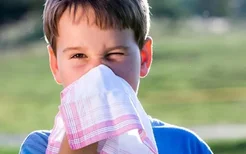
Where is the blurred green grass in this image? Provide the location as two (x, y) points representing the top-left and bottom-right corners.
(209, 139), (246, 154)
(0, 30), (246, 134)
(0, 147), (19, 154)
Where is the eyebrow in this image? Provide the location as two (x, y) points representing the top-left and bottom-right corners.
(62, 45), (129, 53)
(62, 46), (87, 53)
(105, 45), (129, 52)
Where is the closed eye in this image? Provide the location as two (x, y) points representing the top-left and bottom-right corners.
(71, 53), (87, 59)
(106, 52), (124, 59)
(107, 52), (124, 56)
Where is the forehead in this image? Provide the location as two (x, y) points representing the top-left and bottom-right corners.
(56, 6), (137, 53)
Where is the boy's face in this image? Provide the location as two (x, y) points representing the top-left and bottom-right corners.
(48, 6), (152, 92)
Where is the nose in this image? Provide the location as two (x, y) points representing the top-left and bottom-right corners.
(87, 56), (111, 71)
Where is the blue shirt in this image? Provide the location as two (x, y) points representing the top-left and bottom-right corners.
(19, 117), (213, 154)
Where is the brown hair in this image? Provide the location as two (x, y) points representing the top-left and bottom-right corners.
(43, 0), (150, 55)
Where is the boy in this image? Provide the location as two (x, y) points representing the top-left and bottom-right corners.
(20, 0), (213, 153)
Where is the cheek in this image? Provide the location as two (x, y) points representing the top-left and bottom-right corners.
(58, 61), (86, 87)
(110, 54), (141, 91)
(127, 56), (141, 91)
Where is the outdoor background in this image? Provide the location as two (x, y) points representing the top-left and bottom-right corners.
(0, 0), (246, 153)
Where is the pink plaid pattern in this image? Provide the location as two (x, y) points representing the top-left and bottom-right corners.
(46, 65), (158, 154)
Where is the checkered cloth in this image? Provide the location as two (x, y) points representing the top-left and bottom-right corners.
(46, 65), (158, 154)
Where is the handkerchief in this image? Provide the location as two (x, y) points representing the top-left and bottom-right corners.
(46, 65), (158, 154)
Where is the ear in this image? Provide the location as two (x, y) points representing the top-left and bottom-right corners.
(47, 45), (62, 84)
(140, 36), (153, 78)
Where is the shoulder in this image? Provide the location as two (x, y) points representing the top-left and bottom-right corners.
(149, 117), (213, 154)
(19, 130), (50, 154)
(19, 119), (213, 154)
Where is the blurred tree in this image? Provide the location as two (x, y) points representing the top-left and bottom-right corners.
(149, 0), (187, 19)
(239, 0), (246, 16)
(195, 0), (231, 17)
(0, 0), (43, 25)
(0, 1), (29, 24)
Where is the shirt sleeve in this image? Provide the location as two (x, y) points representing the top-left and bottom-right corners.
(150, 117), (213, 154)
(19, 131), (50, 154)
(188, 130), (213, 154)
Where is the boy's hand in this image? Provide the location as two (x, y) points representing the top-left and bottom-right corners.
(59, 134), (98, 154)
